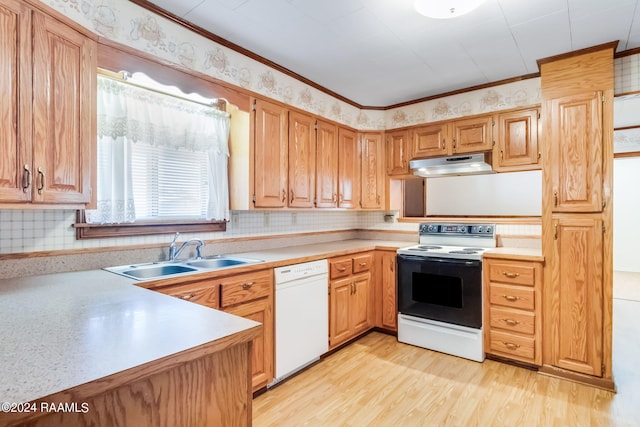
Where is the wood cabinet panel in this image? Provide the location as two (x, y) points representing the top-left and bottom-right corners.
(378, 250), (397, 331)
(360, 132), (384, 209)
(489, 306), (535, 335)
(494, 108), (540, 172)
(253, 99), (288, 208)
(329, 276), (353, 347)
(488, 260), (536, 286)
(316, 120), (338, 208)
(548, 215), (603, 376)
(489, 329), (535, 360)
(0, 0), (31, 202)
(352, 253), (373, 273)
(338, 127), (359, 208)
(451, 115), (494, 154)
(32, 11), (95, 204)
(226, 297), (273, 391)
(158, 281), (219, 309)
(351, 273), (371, 334)
(386, 130), (409, 175)
(549, 92), (603, 213)
(288, 111), (315, 208)
(219, 269), (272, 308)
(489, 283), (535, 310)
(411, 123), (449, 158)
(329, 258), (352, 279)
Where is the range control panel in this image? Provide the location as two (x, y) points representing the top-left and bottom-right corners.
(419, 223), (495, 236)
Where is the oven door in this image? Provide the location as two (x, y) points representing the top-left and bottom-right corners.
(397, 254), (482, 329)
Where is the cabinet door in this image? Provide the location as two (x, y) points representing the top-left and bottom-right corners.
(411, 123), (449, 158)
(452, 115), (494, 154)
(351, 273), (370, 334)
(549, 92), (603, 212)
(32, 11), (96, 204)
(316, 120), (338, 208)
(360, 132), (384, 209)
(494, 109), (540, 172)
(329, 276), (352, 348)
(379, 251), (397, 331)
(386, 130), (409, 175)
(226, 298), (273, 391)
(253, 99), (288, 208)
(548, 215), (603, 376)
(288, 111), (316, 208)
(338, 127), (359, 208)
(0, 0), (31, 202)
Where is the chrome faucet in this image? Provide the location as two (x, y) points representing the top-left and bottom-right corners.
(168, 232), (205, 261)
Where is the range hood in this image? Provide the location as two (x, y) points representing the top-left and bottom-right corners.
(410, 153), (494, 178)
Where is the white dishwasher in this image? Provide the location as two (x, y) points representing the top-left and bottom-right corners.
(271, 259), (328, 386)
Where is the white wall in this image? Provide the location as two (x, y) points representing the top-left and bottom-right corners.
(614, 157), (640, 272)
(425, 171), (542, 216)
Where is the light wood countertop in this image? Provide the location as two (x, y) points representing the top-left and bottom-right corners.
(484, 247), (544, 262)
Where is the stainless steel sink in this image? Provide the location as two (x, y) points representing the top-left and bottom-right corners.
(105, 255), (263, 281)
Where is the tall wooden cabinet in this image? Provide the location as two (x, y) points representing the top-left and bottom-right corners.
(386, 130), (409, 176)
(288, 111), (316, 208)
(316, 120), (339, 208)
(338, 128), (359, 208)
(253, 99), (289, 208)
(360, 132), (384, 209)
(540, 43), (614, 389)
(0, 0), (96, 206)
(375, 249), (397, 332)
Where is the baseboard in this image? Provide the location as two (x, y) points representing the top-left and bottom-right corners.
(538, 365), (616, 392)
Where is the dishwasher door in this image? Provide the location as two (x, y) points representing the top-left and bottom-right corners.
(273, 260), (328, 385)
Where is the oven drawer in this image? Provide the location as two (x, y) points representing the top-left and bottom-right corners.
(352, 253), (373, 273)
(489, 283), (535, 310)
(219, 270), (272, 307)
(329, 258), (353, 279)
(489, 306), (535, 335)
(488, 330), (535, 361)
(488, 261), (536, 286)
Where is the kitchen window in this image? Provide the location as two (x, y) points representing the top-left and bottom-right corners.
(75, 71), (230, 239)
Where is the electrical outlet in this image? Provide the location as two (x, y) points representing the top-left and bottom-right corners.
(291, 212), (297, 225)
(232, 213), (239, 226)
(263, 212), (270, 227)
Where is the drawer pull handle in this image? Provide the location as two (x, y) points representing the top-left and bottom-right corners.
(503, 272), (520, 279)
(180, 293), (196, 301)
(358, 262), (367, 267)
(337, 267), (347, 272)
(502, 295), (520, 302)
(502, 342), (520, 351)
(242, 282), (255, 290)
(22, 164), (32, 192)
(37, 167), (45, 194)
(503, 319), (520, 327)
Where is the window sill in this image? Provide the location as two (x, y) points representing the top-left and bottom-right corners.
(74, 211), (226, 239)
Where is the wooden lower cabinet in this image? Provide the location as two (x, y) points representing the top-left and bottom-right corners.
(375, 250), (397, 331)
(329, 252), (373, 348)
(545, 215), (603, 377)
(483, 257), (542, 365)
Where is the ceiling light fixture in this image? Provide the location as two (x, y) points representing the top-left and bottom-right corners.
(414, 0), (487, 19)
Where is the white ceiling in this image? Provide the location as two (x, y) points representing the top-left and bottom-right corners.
(148, 0), (640, 107)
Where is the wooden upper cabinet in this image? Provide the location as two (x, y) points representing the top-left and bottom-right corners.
(386, 130), (409, 175)
(411, 123), (449, 158)
(548, 215), (603, 376)
(253, 99), (288, 208)
(31, 11), (96, 204)
(288, 111), (315, 208)
(452, 115), (494, 154)
(338, 127), (359, 208)
(0, 2), (96, 205)
(360, 132), (384, 209)
(0, 0), (31, 203)
(549, 92), (603, 213)
(316, 120), (339, 208)
(494, 108), (540, 172)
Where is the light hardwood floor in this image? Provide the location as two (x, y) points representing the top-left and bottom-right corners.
(253, 274), (640, 426)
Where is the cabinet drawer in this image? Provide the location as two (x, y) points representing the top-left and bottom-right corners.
(489, 306), (535, 335)
(220, 270), (272, 308)
(160, 283), (218, 309)
(489, 330), (535, 361)
(330, 258), (353, 279)
(489, 283), (535, 310)
(488, 261), (535, 286)
(352, 253), (373, 273)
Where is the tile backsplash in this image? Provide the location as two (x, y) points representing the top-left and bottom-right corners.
(0, 209), (539, 255)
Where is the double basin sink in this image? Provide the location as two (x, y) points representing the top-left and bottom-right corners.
(105, 255), (263, 281)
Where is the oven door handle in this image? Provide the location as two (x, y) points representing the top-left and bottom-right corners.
(397, 254), (481, 267)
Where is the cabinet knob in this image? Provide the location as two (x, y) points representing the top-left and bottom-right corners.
(553, 190), (558, 206)
(37, 167), (45, 194)
(282, 188), (286, 203)
(22, 164), (32, 193)
(503, 319), (520, 327)
(180, 293), (196, 301)
(242, 282), (255, 290)
(359, 262), (367, 267)
(502, 342), (520, 351)
(337, 266), (347, 272)
(502, 295), (520, 302)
